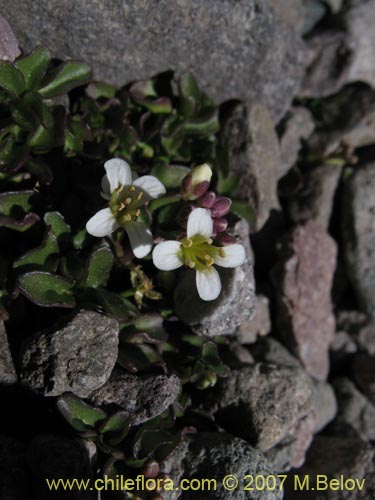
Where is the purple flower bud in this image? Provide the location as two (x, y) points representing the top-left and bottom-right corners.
(192, 180), (210, 198)
(216, 232), (236, 246)
(213, 217), (228, 233)
(211, 196), (231, 218)
(181, 174), (193, 196)
(198, 191), (216, 208)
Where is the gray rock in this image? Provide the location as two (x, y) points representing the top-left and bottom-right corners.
(162, 432), (283, 500)
(336, 309), (375, 355)
(307, 84), (375, 156)
(28, 435), (95, 500)
(20, 310), (119, 397)
(220, 102), (280, 231)
(236, 294), (271, 344)
(174, 220), (256, 336)
(301, 0), (375, 97)
(287, 164), (342, 229)
(342, 163), (375, 320)
(352, 353), (375, 405)
(330, 377), (375, 442)
(0, 435), (29, 500)
(203, 363), (313, 451)
(0, 15), (20, 61)
(88, 370), (181, 425)
(279, 106), (315, 177)
(0, 320), (17, 384)
(311, 379), (337, 433)
(1, 0), (306, 121)
(268, 0), (306, 34)
(249, 337), (301, 368)
(264, 410), (316, 471)
(286, 436), (375, 499)
(272, 221), (337, 380)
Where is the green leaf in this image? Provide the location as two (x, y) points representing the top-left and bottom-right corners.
(86, 81), (116, 99)
(84, 245), (113, 288)
(179, 73), (201, 104)
(117, 343), (163, 373)
(99, 412), (130, 446)
(57, 393), (106, 432)
(44, 211), (71, 242)
(0, 61), (25, 96)
(231, 200), (255, 223)
(15, 48), (51, 90)
(11, 91), (44, 130)
(0, 213), (40, 232)
(139, 97), (172, 114)
(17, 271), (76, 308)
(95, 288), (138, 321)
(39, 61), (92, 98)
(0, 190), (35, 216)
(28, 105), (65, 153)
(151, 164), (190, 189)
(13, 228), (59, 272)
(182, 109), (219, 135)
(129, 79), (157, 100)
(131, 314), (168, 343)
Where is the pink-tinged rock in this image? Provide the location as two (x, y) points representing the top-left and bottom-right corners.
(272, 221), (337, 380)
(0, 15), (20, 61)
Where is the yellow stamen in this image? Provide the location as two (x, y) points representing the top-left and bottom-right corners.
(125, 197), (132, 205)
(129, 185), (136, 192)
(187, 259), (196, 268)
(137, 192), (144, 200)
(124, 214), (132, 222)
(183, 238), (193, 248)
(219, 248), (226, 258)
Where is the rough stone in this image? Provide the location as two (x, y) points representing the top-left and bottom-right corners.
(162, 432), (283, 500)
(330, 377), (375, 442)
(352, 353), (375, 405)
(0, 15), (20, 61)
(310, 379), (337, 433)
(336, 310), (375, 355)
(28, 435), (95, 500)
(174, 220), (256, 336)
(287, 163), (342, 229)
(88, 370), (181, 425)
(1, 0), (306, 121)
(20, 310), (119, 397)
(249, 336), (301, 368)
(272, 221), (337, 379)
(307, 84), (375, 156)
(279, 106), (315, 177)
(264, 411), (316, 472)
(285, 436), (375, 499)
(342, 163), (375, 321)
(0, 435), (29, 500)
(220, 102), (281, 231)
(202, 363), (313, 451)
(301, 0), (375, 97)
(236, 294), (271, 344)
(0, 320), (17, 384)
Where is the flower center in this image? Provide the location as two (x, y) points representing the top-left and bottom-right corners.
(179, 235), (225, 272)
(109, 184), (144, 225)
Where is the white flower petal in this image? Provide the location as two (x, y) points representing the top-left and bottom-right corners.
(126, 222), (153, 258)
(100, 175), (111, 200)
(152, 241), (183, 271)
(187, 208), (213, 239)
(133, 175), (166, 199)
(214, 244), (246, 268)
(104, 158), (132, 192)
(86, 208), (118, 237)
(196, 267), (221, 301)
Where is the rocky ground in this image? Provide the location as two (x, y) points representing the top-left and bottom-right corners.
(0, 1), (374, 499)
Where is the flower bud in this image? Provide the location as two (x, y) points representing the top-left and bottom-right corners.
(213, 217), (228, 233)
(216, 232), (236, 246)
(211, 196), (231, 217)
(182, 163), (212, 200)
(198, 191), (216, 208)
(142, 460), (160, 478)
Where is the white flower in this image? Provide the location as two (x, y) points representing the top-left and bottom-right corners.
(86, 158), (166, 258)
(152, 207), (246, 301)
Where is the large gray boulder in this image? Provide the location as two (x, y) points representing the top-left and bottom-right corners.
(20, 310), (119, 397)
(0, 0), (306, 121)
(342, 163), (375, 321)
(162, 432), (284, 500)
